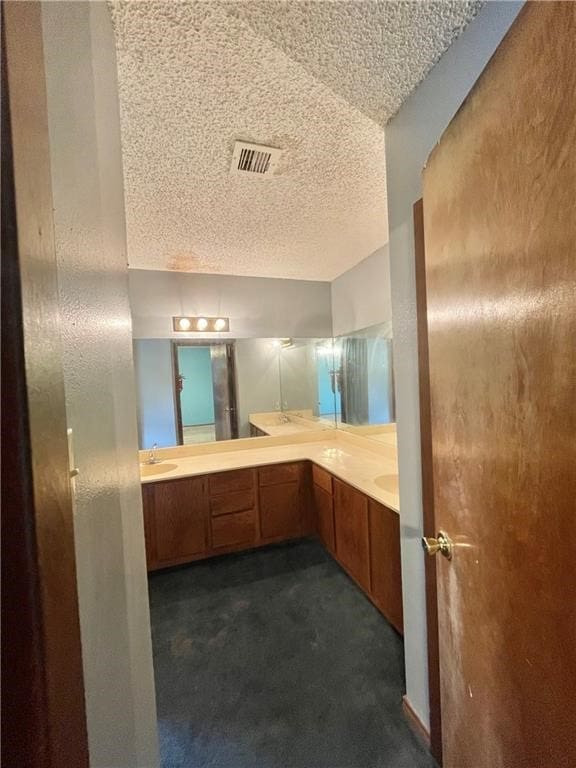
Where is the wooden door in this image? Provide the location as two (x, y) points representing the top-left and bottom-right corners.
(422, 4), (576, 766)
(333, 479), (370, 592)
(368, 500), (403, 634)
(153, 478), (208, 564)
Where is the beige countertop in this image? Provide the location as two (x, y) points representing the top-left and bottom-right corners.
(140, 432), (399, 513)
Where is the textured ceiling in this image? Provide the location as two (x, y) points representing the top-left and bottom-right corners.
(224, 1), (484, 126)
(111, 1), (482, 280)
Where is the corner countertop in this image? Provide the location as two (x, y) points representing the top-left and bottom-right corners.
(140, 431), (399, 513)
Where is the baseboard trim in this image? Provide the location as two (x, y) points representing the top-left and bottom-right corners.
(402, 695), (431, 749)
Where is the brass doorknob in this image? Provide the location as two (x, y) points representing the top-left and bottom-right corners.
(422, 531), (453, 560)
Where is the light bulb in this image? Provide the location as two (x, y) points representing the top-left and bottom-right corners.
(196, 317), (208, 331)
(214, 318), (227, 331)
(177, 317), (191, 331)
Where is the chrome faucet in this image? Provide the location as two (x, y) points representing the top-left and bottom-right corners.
(147, 443), (161, 464)
(279, 413), (290, 424)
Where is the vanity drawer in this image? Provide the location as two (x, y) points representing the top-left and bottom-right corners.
(312, 464), (332, 495)
(210, 489), (254, 517)
(211, 509), (256, 549)
(258, 462), (301, 487)
(208, 469), (254, 495)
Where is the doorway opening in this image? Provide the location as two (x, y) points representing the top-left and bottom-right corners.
(172, 341), (238, 445)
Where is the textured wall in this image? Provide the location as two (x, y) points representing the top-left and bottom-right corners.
(128, 269), (333, 339)
(385, 0), (524, 730)
(133, 340), (178, 449)
(41, 3), (159, 766)
(331, 246), (392, 337)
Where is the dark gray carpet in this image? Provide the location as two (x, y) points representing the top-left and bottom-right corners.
(149, 539), (437, 768)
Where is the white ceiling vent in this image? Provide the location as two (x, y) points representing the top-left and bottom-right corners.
(230, 141), (283, 177)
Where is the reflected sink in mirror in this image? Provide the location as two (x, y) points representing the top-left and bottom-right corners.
(140, 462), (178, 477)
(374, 474), (399, 494)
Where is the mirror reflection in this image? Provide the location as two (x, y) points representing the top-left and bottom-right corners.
(133, 322), (394, 449)
(333, 322), (395, 430)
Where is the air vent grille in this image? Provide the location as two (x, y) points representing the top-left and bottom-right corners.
(230, 141), (282, 177)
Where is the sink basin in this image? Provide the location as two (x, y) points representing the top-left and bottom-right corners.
(374, 474), (399, 494)
(140, 462), (178, 477)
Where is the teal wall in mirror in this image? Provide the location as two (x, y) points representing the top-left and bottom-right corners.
(177, 346), (215, 427)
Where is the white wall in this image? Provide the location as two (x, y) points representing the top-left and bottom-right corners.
(133, 340), (178, 449)
(41, 3), (159, 766)
(129, 269), (333, 339)
(385, 0), (524, 730)
(331, 245), (392, 336)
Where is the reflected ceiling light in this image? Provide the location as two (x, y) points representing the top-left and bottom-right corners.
(172, 316), (230, 333)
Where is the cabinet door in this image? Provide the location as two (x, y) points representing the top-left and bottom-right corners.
(333, 478), (371, 592)
(259, 481), (302, 541)
(313, 483), (335, 554)
(369, 500), (403, 634)
(153, 477), (208, 564)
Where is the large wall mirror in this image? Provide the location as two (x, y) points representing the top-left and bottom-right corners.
(333, 322), (395, 430)
(133, 322), (394, 449)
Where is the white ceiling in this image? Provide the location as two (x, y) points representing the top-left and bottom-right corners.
(111, 1), (482, 281)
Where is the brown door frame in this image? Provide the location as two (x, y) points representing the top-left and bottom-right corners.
(414, 198), (443, 764)
(172, 339), (239, 444)
(1, 3), (89, 766)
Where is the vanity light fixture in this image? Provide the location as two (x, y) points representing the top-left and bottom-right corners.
(172, 316), (230, 333)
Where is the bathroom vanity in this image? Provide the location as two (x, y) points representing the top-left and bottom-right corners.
(141, 430), (403, 634)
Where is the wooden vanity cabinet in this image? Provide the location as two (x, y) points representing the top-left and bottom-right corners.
(369, 499), (403, 634)
(143, 477), (209, 570)
(333, 478), (371, 593)
(142, 464), (308, 570)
